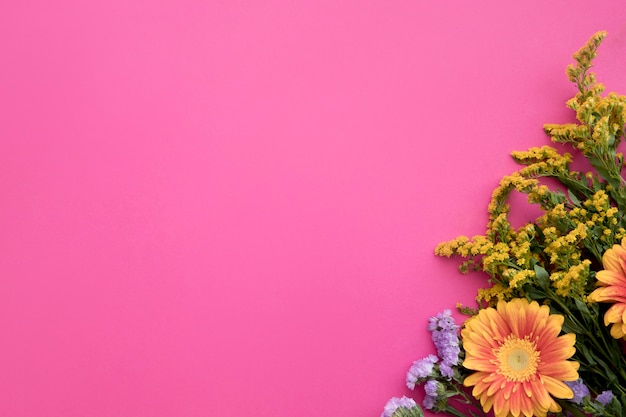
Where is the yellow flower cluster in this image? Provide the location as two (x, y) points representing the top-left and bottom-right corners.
(565, 31), (608, 107)
(486, 173), (539, 223)
(475, 284), (512, 304)
(436, 184), (624, 303)
(541, 222), (587, 265)
(544, 31), (626, 210)
(511, 146), (573, 178)
(436, 32), (626, 307)
(550, 260), (591, 297)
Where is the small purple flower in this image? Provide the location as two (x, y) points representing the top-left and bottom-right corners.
(406, 354), (438, 389)
(439, 363), (454, 379)
(596, 390), (614, 406)
(381, 396), (418, 417)
(424, 380), (443, 397)
(565, 379), (590, 404)
(428, 310), (457, 331)
(429, 310), (460, 376)
(422, 394), (436, 410)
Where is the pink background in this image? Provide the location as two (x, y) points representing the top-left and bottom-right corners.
(2, 1), (626, 416)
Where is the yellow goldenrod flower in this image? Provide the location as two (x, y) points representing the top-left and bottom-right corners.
(476, 284), (512, 305)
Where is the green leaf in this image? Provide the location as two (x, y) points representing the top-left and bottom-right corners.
(595, 356), (618, 385)
(620, 394), (626, 415)
(574, 299), (592, 326)
(577, 341), (597, 366)
(533, 264), (550, 289)
(613, 397), (622, 416)
(524, 286), (546, 299)
(593, 164), (612, 182)
(562, 317), (583, 334)
(608, 133), (616, 147)
(568, 189), (581, 205)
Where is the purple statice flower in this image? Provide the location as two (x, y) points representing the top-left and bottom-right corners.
(428, 309), (457, 331)
(406, 354), (438, 390)
(596, 390), (615, 406)
(438, 363), (453, 379)
(381, 396), (418, 417)
(565, 379), (590, 404)
(429, 310), (460, 378)
(424, 380), (443, 397)
(423, 380), (444, 410)
(422, 394), (435, 410)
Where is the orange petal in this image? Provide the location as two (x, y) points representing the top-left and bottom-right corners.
(603, 244), (624, 272)
(588, 287), (626, 303)
(596, 270), (626, 286)
(463, 371), (486, 388)
(527, 379), (551, 412)
(493, 391), (510, 417)
(610, 322), (626, 339)
(604, 303), (626, 325)
(509, 388), (521, 417)
(541, 375), (574, 399)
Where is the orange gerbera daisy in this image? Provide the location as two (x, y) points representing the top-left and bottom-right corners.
(588, 238), (626, 339)
(462, 298), (579, 417)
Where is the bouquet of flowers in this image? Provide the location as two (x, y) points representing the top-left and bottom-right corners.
(382, 31), (626, 417)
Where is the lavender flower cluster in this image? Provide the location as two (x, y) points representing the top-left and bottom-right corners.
(565, 379), (590, 404)
(428, 310), (460, 379)
(405, 310), (460, 410)
(381, 396), (420, 417)
(596, 390), (615, 406)
(406, 355), (437, 390)
(564, 378), (616, 406)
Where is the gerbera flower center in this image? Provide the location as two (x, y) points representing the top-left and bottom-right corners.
(495, 335), (540, 382)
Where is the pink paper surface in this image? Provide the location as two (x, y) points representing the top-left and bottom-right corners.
(2, 1), (626, 416)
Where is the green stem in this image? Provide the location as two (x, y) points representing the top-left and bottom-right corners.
(447, 383), (486, 417)
(559, 400), (589, 417)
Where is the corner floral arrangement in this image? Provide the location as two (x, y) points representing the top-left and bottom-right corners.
(382, 31), (626, 417)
